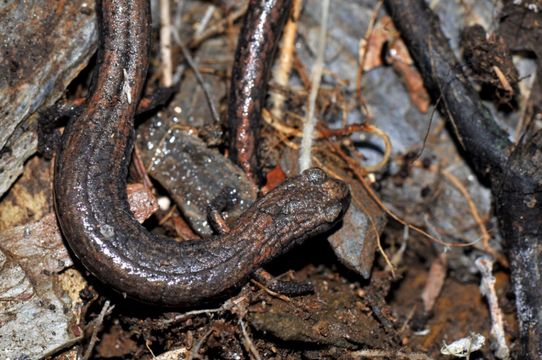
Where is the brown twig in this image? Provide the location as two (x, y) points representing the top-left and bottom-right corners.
(159, 0), (173, 86)
(82, 301), (114, 360)
(385, 2), (542, 354)
(179, 42), (221, 125)
(188, 2), (249, 48)
(475, 257), (510, 360)
(270, 0), (303, 119)
(250, 278), (292, 303)
(188, 328), (213, 360)
(442, 169), (507, 267)
(355, 0), (383, 119)
(351, 348), (433, 359)
(239, 319), (262, 360)
(299, 0), (330, 171)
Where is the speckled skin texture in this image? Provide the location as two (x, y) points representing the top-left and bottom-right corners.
(54, 0), (350, 307)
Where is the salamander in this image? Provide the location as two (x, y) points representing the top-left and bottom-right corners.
(54, 0), (350, 306)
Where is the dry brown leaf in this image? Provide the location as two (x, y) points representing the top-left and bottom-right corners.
(362, 15), (430, 113)
(421, 252), (448, 313)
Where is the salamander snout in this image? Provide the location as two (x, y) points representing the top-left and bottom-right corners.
(300, 167), (351, 223)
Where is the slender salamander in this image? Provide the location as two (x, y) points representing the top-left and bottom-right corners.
(54, 0), (350, 306)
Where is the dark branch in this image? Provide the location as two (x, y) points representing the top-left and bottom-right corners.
(384, 0), (511, 178)
(384, 0), (542, 357)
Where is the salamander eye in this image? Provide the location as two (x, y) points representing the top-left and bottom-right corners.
(304, 168), (327, 185)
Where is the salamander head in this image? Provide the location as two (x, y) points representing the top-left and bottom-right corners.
(258, 167), (351, 242)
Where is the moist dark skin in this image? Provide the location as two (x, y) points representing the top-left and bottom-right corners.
(54, 0), (350, 307)
(228, 0), (292, 183)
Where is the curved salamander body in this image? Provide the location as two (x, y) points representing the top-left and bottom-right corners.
(228, 0), (293, 182)
(54, 0), (350, 306)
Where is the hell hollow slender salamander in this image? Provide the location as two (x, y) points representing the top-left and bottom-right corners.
(54, 0), (350, 306)
(228, 0), (292, 183)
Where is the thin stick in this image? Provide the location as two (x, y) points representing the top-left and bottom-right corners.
(160, 0), (173, 86)
(442, 169), (490, 245)
(299, 0), (330, 171)
(189, 2), (249, 49)
(178, 42), (221, 124)
(250, 279), (292, 303)
(355, 0), (383, 118)
(475, 257), (510, 360)
(351, 348), (432, 359)
(188, 328), (213, 360)
(82, 301), (114, 360)
(240, 319), (262, 360)
(442, 169), (507, 266)
(270, 0), (303, 118)
(163, 307), (224, 325)
(163, 294), (249, 325)
(194, 5), (216, 38)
